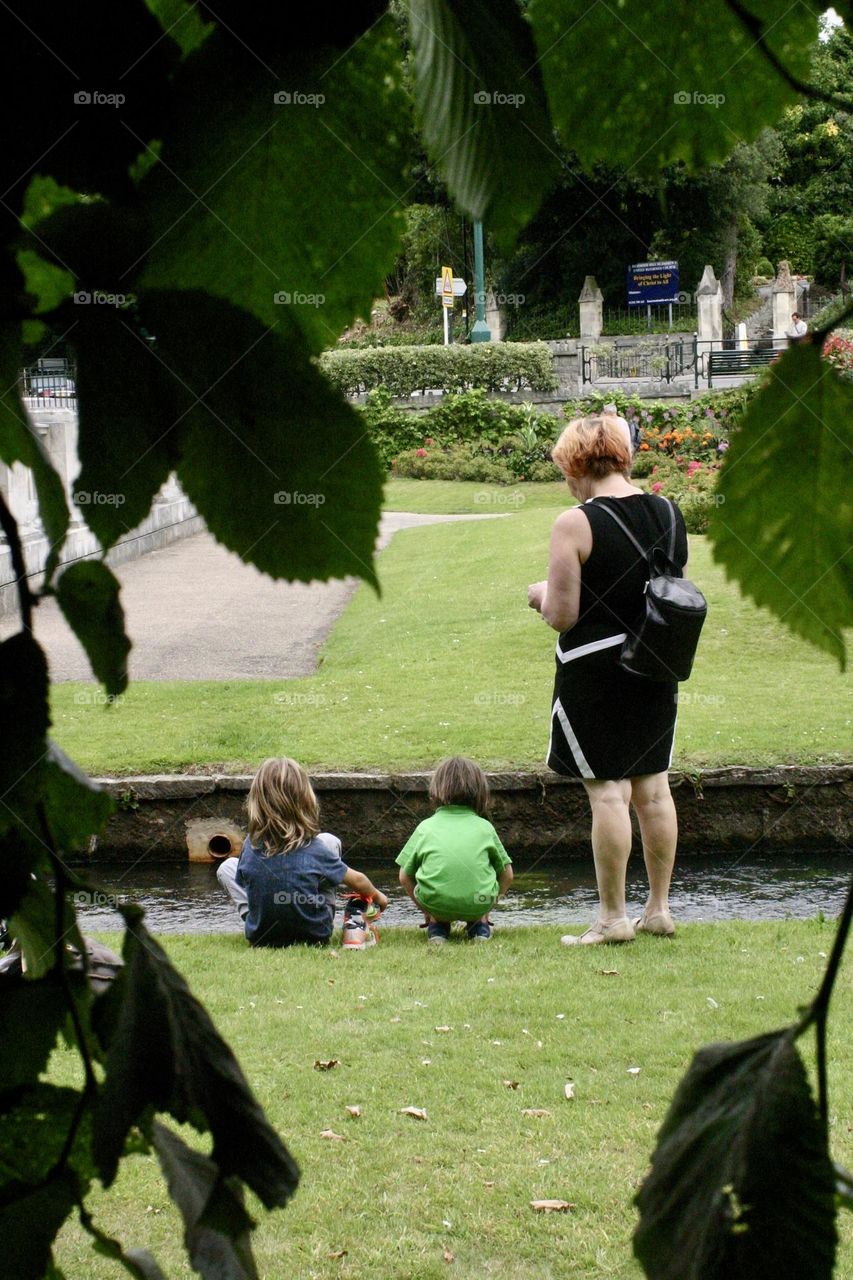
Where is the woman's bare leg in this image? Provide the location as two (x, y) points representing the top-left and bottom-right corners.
(630, 771), (677, 920)
(583, 778), (633, 922)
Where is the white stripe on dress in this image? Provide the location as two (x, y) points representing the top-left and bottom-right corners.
(553, 698), (595, 779)
(555, 632), (627, 665)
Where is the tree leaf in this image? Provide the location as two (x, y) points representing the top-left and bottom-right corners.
(0, 328), (69, 583)
(145, 292), (384, 586)
(634, 1029), (837, 1280)
(42, 742), (115, 851)
(530, 1200), (574, 1212)
(0, 1170), (79, 1280)
(92, 910), (299, 1209)
(529, 0), (821, 176)
(0, 634), (49, 829)
(0, 974), (69, 1092)
(138, 20), (409, 348)
(398, 1107), (428, 1120)
(70, 304), (180, 548)
(8, 875), (84, 980)
(55, 562), (131, 698)
(152, 1121), (258, 1280)
(709, 343), (852, 669)
(407, 0), (557, 247)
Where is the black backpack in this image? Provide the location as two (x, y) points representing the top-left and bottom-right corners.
(596, 496), (708, 682)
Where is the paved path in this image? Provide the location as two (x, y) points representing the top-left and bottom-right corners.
(6, 513), (502, 682)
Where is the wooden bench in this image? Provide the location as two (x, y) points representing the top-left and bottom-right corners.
(707, 347), (778, 386)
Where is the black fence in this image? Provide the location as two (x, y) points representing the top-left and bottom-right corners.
(20, 360), (77, 407)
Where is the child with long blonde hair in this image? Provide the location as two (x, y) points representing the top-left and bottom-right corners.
(218, 757), (387, 948)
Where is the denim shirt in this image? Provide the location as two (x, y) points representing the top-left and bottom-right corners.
(236, 833), (349, 946)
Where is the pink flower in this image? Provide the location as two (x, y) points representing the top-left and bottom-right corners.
(651, 481), (663, 493)
(415, 448), (428, 457)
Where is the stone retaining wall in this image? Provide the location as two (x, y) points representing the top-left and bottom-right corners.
(83, 765), (853, 865)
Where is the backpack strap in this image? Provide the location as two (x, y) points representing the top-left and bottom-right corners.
(592, 496), (677, 574)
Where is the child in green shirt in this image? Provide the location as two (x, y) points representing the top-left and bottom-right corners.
(396, 757), (513, 943)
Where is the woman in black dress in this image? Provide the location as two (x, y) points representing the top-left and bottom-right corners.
(528, 414), (688, 945)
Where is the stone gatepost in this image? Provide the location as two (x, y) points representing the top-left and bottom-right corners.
(578, 276), (603, 342)
(484, 290), (506, 342)
(696, 265), (723, 344)
(772, 261), (796, 341)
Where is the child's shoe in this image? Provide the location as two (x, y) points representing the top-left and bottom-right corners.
(342, 897), (378, 950)
(465, 921), (492, 942)
(427, 921), (451, 945)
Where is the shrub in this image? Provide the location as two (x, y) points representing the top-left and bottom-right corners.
(320, 341), (557, 397)
(392, 445), (516, 484)
(822, 330), (853, 380)
(755, 257), (775, 278)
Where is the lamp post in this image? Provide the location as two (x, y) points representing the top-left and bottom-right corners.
(470, 219), (491, 343)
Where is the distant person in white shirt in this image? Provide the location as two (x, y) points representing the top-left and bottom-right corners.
(786, 312), (808, 342)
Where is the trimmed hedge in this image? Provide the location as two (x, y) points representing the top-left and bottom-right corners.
(319, 341), (557, 397)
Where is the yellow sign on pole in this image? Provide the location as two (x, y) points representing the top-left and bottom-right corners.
(441, 264), (454, 308)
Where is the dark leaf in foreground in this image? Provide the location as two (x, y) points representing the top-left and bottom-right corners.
(153, 1121), (259, 1280)
(55, 562), (131, 698)
(634, 1029), (837, 1280)
(710, 342), (853, 669)
(93, 911), (299, 1209)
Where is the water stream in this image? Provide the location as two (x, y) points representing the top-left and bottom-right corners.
(75, 853), (851, 935)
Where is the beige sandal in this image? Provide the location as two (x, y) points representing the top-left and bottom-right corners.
(633, 909), (675, 937)
(561, 917), (636, 946)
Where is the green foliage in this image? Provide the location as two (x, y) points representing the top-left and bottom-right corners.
(710, 341), (853, 668)
(762, 210), (818, 274)
(55, 564), (130, 699)
(407, 0), (557, 248)
(321, 341), (557, 396)
(813, 214), (853, 287)
(137, 18), (410, 352)
(529, 0), (819, 174)
(635, 1029), (837, 1278)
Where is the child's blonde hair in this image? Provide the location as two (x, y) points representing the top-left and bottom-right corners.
(552, 414), (632, 480)
(429, 756), (490, 817)
(247, 757), (321, 854)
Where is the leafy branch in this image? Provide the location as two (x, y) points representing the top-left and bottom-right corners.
(724, 0), (853, 113)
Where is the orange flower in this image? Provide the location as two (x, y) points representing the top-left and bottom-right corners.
(639, 442), (650, 451)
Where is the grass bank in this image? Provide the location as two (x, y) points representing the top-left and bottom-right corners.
(51, 481), (849, 775)
(53, 922), (853, 1278)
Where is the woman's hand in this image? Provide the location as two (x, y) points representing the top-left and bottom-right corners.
(528, 581), (547, 612)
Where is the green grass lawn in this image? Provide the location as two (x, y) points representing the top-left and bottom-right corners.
(52, 922), (853, 1279)
(51, 480), (850, 775)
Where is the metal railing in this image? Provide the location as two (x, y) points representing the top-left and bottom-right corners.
(19, 359), (77, 408)
(580, 334), (796, 388)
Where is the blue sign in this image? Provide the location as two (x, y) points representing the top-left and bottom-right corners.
(627, 261), (679, 307)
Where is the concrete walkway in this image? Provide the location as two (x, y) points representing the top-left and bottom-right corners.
(6, 512), (502, 682)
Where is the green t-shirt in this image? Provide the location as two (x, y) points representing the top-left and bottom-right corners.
(395, 806), (511, 921)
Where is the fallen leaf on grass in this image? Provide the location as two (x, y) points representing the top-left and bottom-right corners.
(564, 1083), (575, 1100)
(627, 1066), (641, 1075)
(328, 1249), (348, 1259)
(399, 1106), (428, 1120)
(314, 1059), (340, 1071)
(345, 1105), (361, 1118)
(521, 1108), (552, 1118)
(320, 1129), (346, 1141)
(706, 996), (719, 1008)
(443, 1246), (455, 1263)
(435, 1025), (452, 1033)
(390, 1016), (401, 1023)
(421, 1058), (432, 1066)
(599, 969), (619, 976)
(530, 1200), (575, 1213)
(502, 1080), (520, 1090)
(483, 1180), (495, 1188)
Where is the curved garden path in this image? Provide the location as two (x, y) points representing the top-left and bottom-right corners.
(10, 513), (503, 682)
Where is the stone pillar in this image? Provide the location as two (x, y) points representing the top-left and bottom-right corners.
(484, 290), (506, 342)
(772, 261), (796, 340)
(736, 322), (748, 351)
(696, 265), (723, 345)
(578, 276), (603, 342)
